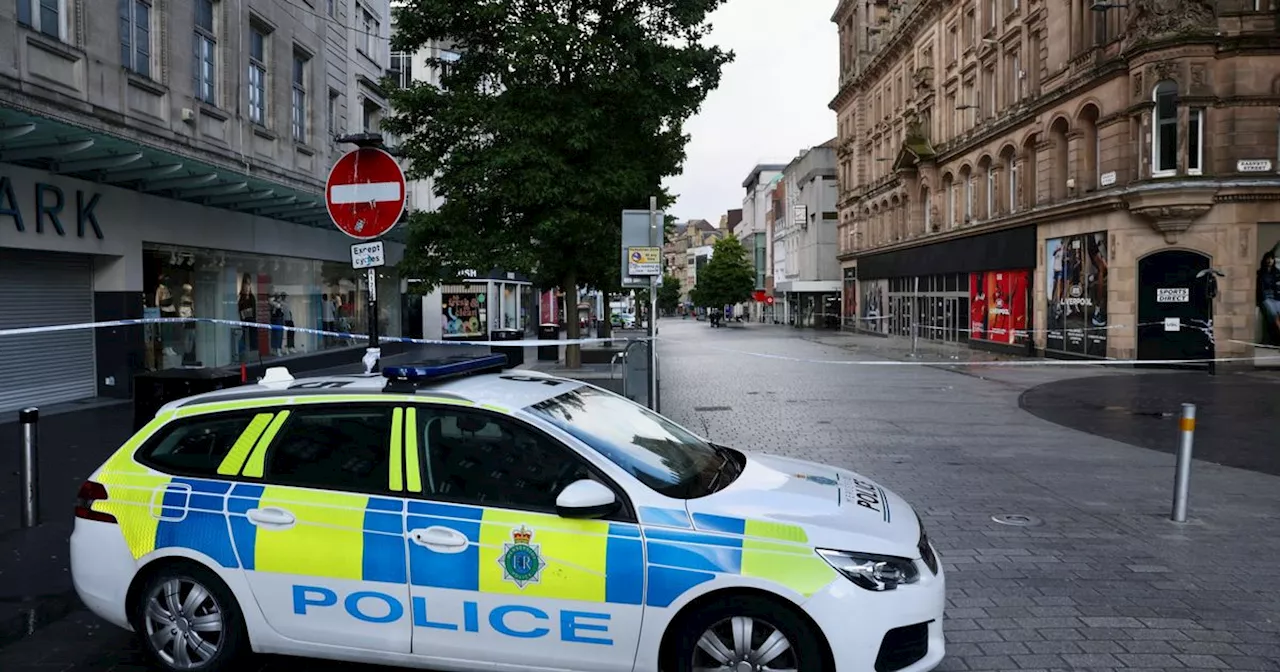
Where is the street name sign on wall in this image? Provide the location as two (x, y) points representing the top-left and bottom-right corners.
(351, 240), (386, 269)
(326, 147), (406, 240)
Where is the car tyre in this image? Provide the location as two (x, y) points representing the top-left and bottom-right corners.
(669, 594), (825, 672)
(128, 561), (250, 672)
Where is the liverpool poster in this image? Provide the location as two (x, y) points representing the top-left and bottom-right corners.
(1045, 232), (1108, 357)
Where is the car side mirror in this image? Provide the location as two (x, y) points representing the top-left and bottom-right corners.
(555, 479), (619, 519)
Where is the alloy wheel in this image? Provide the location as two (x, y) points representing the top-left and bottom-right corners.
(142, 577), (225, 669)
(691, 615), (798, 672)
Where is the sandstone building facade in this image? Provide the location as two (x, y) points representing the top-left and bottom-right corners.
(831, 0), (1280, 365)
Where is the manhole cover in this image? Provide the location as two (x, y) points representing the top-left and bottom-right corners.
(991, 514), (1044, 527)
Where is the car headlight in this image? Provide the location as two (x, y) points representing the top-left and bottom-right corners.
(816, 549), (920, 591)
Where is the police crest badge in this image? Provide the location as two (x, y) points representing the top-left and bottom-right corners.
(499, 525), (545, 588)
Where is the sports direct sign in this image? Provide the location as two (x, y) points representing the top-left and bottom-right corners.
(325, 147), (407, 240)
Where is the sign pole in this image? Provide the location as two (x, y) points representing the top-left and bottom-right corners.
(648, 196), (659, 413)
(367, 267), (380, 370)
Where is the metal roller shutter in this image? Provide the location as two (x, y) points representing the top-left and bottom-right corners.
(0, 249), (97, 414)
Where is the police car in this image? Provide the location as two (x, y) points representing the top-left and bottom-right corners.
(70, 354), (945, 672)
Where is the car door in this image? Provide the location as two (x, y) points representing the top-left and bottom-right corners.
(222, 403), (413, 653)
(402, 404), (645, 672)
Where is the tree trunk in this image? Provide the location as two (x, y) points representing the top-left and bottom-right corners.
(564, 271), (581, 368)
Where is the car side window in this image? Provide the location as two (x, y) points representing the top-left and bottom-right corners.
(416, 408), (593, 512)
(138, 414), (264, 476)
(263, 406), (394, 494)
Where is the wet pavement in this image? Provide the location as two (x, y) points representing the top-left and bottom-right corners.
(1020, 372), (1280, 476)
(1, 323), (1280, 670)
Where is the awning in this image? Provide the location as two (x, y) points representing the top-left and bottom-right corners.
(0, 105), (407, 243)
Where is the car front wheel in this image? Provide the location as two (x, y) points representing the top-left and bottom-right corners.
(129, 562), (249, 672)
(670, 594), (826, 672)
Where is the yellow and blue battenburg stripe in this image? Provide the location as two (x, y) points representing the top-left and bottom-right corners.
(90, 404), (836, 612)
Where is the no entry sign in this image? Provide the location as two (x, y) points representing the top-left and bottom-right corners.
(325, 147), (407, 239)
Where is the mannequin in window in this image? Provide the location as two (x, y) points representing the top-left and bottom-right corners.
(179, 283), (197, 365)
(239, 273), (258, 355)
(155, 274), (178, 359)
(280, 291), (297, 353)
(269, 292), (285, 357)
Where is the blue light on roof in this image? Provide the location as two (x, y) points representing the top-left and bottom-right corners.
(382, 354), (509, 384)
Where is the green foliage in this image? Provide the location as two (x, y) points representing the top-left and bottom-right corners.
(689, 235), (755, 308)
(657, 274), (682, 313)
(383, 0), (734, 295)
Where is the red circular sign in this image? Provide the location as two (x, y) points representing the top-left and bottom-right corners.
(765, 296), (775, 305)
(325, 147), (407, 240)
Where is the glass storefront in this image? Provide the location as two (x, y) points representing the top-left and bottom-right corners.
(141, 243), (401, 371)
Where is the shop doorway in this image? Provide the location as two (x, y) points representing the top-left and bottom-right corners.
(1137, 250), (1212, 366)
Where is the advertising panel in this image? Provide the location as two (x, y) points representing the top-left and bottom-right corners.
(1045, 231), (1108, 357)
(1258, 223), (1280, 347)
(442, 290), (487, 338)
(968, 270), (1029, 345)
(860, 278), (888, 334)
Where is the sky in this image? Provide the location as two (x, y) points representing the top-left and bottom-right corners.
(662, 0), (840, 224)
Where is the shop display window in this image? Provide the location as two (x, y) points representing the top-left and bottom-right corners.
(141, 245), (401, 371)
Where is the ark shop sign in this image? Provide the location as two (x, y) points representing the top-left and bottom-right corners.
(0, 175), (105, 239)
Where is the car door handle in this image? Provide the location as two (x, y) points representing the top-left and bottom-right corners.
(246, 507), (296, 528)
(409, 526), (468, 552)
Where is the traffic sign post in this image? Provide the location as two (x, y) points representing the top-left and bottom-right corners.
(327, 142), (406, 373)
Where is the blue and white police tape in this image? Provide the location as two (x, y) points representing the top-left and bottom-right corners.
(0, 316), (647, 348)
(704, 344), (1280, 366)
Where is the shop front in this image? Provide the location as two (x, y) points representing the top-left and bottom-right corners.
(776, 280), (842, 329)
(851, 226), (1036, 353)
(0, 163), (405, 414)
(419, 269), (535, 341)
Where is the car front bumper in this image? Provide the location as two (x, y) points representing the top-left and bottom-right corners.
(802, 549), (945, 672)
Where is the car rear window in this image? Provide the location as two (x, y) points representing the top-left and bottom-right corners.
(137, 414), (263, 476)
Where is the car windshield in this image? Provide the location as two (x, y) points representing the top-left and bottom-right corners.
(525, 385), (733, 499)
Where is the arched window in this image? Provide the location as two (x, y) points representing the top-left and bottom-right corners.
(922, 186), (932, 234)
(1152, 80), (1178, 176)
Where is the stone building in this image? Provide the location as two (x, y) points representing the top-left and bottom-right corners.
(831, 0), (1280, 366)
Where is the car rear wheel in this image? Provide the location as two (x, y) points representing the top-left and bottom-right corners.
(670, 594), (825, 672)
(129, 562), (249, 672)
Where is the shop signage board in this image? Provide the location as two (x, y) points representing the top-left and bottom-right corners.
(627, 246), (661, 276)
(1156, 287), (1190, 303)
(351, 240), (386, 269)
(325, 147), (406, 240)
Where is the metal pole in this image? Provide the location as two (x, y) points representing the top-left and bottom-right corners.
(1171, 403), (1196, 522)
(648, 196), (659, 412)
(18, 407), (39, 528)
(367, 267), (380, 372)
(911, 276), (919, 355)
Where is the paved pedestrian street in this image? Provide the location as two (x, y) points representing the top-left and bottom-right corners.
(2, 320), (1280, 670)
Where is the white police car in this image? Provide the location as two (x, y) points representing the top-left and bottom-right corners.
(70, 354), (944, 672)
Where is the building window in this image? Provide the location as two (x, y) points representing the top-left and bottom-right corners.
(965, 9), (975, 47)
(1152, 80), (1178, 176)
(248, 27), (267, 125)
(947, 181), (955, 227)
(119, 0), (151, 76)
(986, 168), (996, 217)
(948, 25), (958, 63)
(194, 0), (217, 104)
(923, 189), (932, 232)
(1009, 53), (1021, 103)
(328, 88), (340, 136)
(18, 0), (64, 40)
(1008, 159), (1018, 212)
(964, 176), (974, 221)
(1187, 108), (1203, 174)
(391, 49), (412, 89)
(988, 0), (997, 30)
(327, 0), (335, 17)
(359, 5), (378, 60)
(292, 50), (309, 142)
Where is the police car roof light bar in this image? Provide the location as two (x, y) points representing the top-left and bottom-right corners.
(382, 354), (509, 392)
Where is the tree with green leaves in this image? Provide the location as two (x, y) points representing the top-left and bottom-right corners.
(384, 1), (733, 367)
(657, 274), (682, 314)
(689, 235), (755, 310)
